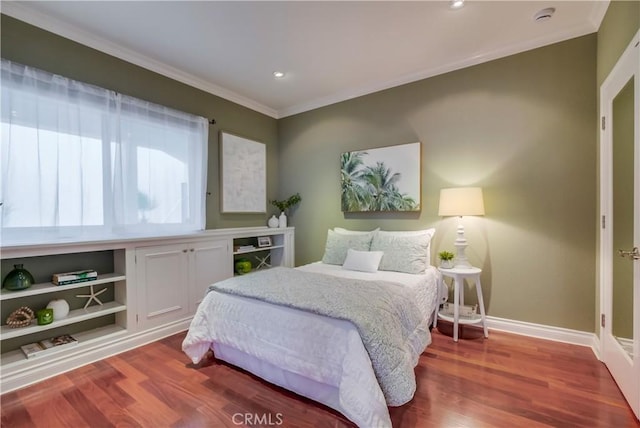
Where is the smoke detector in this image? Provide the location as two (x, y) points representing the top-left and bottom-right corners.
(534, 7), (555, 22)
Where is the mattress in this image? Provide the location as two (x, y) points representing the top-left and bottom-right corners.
(183, 263), (441, 428)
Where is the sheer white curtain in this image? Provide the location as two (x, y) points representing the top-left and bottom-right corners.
(1, 59), (208, 245)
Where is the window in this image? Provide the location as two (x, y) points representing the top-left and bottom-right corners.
(1, 59), (208, 245)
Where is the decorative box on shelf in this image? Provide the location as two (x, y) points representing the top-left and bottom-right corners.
(440, 302), (478, 319)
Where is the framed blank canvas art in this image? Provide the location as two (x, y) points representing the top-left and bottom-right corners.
(220, 131), (266, 213)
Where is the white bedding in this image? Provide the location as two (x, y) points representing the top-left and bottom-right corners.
(182, 262), (441, 428)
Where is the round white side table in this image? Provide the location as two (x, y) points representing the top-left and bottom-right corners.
(437, 266), (489, 342)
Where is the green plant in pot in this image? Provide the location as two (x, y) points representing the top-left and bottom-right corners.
(270, 193), (302, 227)
(270, 193), (301, 215)
(438, 250), (455, 269)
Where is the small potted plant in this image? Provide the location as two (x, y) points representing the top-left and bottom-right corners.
(438, 250), (455, 269)
(270, 193), (301, 214)
(270, 193), (302, 228)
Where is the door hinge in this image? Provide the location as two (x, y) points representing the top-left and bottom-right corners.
(601, 313), (605, 328)
(136, 314), (139, 323)
(601, 116), (606, 130)
(601, 215), (606, 229)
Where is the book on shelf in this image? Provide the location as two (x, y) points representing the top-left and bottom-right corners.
(54, 277), (98, 286)
(235, 245), (256, 252)
(20, 334), (78, 359)
(52, 269), (97, 285)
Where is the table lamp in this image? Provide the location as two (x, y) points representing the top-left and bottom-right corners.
(438, 187), (485, 268)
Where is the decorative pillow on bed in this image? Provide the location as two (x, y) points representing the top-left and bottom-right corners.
(342, 249), (384, 273)
(334, 227), (380, 235)
(385, 228), (435, 266)
(371, 229), (435, 274)
(322, 229), (375, 265)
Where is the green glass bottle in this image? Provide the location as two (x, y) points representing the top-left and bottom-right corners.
(2, 264), (35, 291)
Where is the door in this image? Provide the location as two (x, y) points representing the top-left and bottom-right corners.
(189, 239), (232, 313)
(600, 30), (640, 421)
(136, 244), (190, 329)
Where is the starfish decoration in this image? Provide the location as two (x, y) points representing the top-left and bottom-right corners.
(76, 284), (107, 309)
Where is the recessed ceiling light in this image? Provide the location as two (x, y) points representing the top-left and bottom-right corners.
(273, 71), (285, 79)
(534, 7), (555, 22)
(450, 0), (464, 9)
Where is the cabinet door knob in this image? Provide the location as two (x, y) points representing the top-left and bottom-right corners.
(182, 249), (188, 253)
(190, 248), (195, 252)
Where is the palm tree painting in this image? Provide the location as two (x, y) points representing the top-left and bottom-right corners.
(340, 142), (421, 212)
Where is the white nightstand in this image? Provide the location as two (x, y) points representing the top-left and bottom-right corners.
(437, 266), (489, 342)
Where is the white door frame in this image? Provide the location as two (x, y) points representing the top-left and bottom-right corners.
(599, 29), (640, 421)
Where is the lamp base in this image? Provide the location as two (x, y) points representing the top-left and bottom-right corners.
(454, 220), (473, 269)
(454, 258), (473, 269)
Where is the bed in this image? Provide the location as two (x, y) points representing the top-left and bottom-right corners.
(182, 228), (442, 427)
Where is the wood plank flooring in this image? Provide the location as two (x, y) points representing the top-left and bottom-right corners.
(2, 329), (638, 427)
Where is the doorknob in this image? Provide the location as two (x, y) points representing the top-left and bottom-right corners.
(618, 247), (640, 260)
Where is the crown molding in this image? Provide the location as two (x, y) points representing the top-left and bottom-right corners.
(588, 0), (610, 30)
(278, 21), (600, 118)
(1, 2), (279, 119)
(3, 1), (606, 120)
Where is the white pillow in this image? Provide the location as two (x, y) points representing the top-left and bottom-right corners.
(322, 229), (375, 265)
(342, 249), (384, 273)
(371, 229), (435, 274)
(334, 227), (380, 235)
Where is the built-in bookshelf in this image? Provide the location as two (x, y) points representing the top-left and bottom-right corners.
(0, 227), (294, 393)
(232, 228), (293, 274)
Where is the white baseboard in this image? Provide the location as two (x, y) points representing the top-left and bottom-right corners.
(1, 319), (191, 394)
(4, 315), (605, 393)
(486, 315), (601, 359)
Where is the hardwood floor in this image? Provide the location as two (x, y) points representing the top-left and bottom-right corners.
(2, 329), (638, 427)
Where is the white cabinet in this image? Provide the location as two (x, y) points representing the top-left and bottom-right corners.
(135, 244), (191, 330)
(135, 238), (231, 330)
(0, 227), (293, 393)
(189, 239), (232, 312)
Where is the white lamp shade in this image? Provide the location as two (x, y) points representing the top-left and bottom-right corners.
(438, 187), (485, 216)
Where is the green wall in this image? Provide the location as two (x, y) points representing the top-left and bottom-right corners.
(3, 3), (639, 334)
(597, 0), (640, 87)
(595, 0), (640, 336)
(279, 35), (598, 332)
(0, 15), (279, 230)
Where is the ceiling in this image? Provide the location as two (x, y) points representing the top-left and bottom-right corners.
(3, 1), (608, 118)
